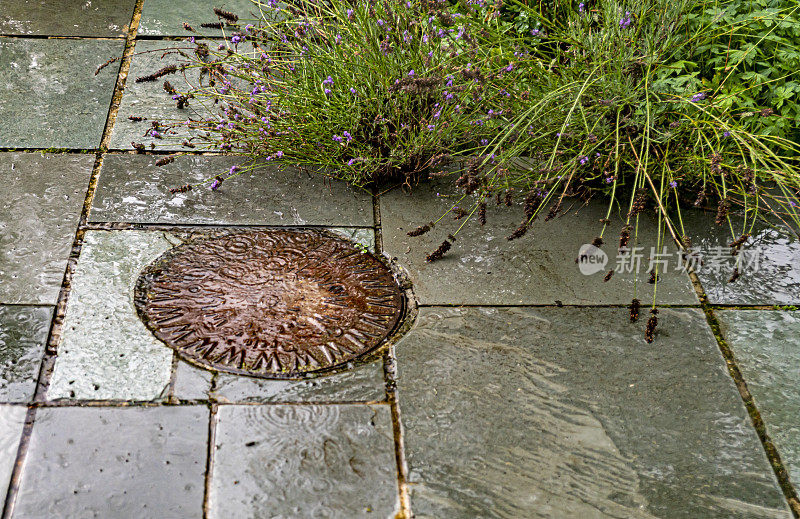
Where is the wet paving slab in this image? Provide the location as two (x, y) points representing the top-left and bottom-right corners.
(209, 404), (399, 518)
(0, 405), (27, 507)
(682, 210), (800, 305)
(13, 406), (207, 518)
(49, 229), (387, 403)
(0, 306), (52, 403)
(1, 152), (92, 305)
(138, 0), (264, 36)
(109, 39), (238, 151)
(0, 0), (135, 37)
(717, 310), (800, 485)
(90, 154), (374, 226)
(0, 38), (123, 149)
(172, 348), (386, 403)
(395, 306), (791, 518)
(380, 180), (697, 305)
(48, 231), (175, 401)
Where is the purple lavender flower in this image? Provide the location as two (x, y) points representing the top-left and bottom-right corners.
(669, 181), (678, 188)
(324, 88), (331, 95)
(690, 92), (706, 102)
(723, 131), (731, 137)
(350, 87), (357, 95)
(578, 155), (589, 165)
(332, 135), (343, 143)
(531, 29), (540, 36)
(347, 9), (354, 19)
(211, 179), (221, 190)
(323, 76), (334, 86)
(506, 63), (514, 72)
(619, 12), (632, 28)
(343, 131), (353, 142)
(427, 124), (436, 131)
(231, 35), (241, 44)
(408, 69), (415, 76)
(578, 3), (585, 12)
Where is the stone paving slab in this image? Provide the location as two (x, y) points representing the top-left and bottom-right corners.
(682, 211), (800, 305)
(380, 180), (697, 305)
(0, 38), (122, 149)
(717, 310), (800, 485)
(109, 39), (227, 151)
(14, 406), (207, 518)
(395, 306), (790, 518)
(0, 306), (51, 403)
(173, 355), (385, 403)
(209, 404), (399, 518)
(1, 152), (93, 305)
(90, 154), (374, 226)
(0, 405), (27, 507)
(48, 231), (174, 401)
(138, 0), (264, 36)
(210, 361), (386, 403)
(0, 0), (135, 37)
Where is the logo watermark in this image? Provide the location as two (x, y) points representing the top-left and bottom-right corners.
(577, 245), (764, 275)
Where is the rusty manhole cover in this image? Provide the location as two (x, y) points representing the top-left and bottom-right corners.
(134, 230), (404, 378)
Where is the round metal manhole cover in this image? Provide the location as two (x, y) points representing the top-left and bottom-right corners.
(134, 230), (405, 378)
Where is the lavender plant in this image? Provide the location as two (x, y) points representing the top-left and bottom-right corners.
(134, 0), (800, 342)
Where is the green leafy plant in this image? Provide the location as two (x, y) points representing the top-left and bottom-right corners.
(138, 0), (800, 341)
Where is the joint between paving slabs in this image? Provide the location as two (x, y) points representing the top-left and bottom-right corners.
(682, 257), (800, 517)
(0, 3), (147, 517)
(203, 403), (218, 519)
(373, 191), (412, 519)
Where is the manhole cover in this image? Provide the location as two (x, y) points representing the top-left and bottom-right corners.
(134, 230), (404, 378)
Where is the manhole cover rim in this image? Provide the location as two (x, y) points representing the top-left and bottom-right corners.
(133, 228), (410, 380)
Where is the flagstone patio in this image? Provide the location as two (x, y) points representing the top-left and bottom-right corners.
(1, 2), (799, 518)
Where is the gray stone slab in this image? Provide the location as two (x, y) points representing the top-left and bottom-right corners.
(138, 0), (263, 36)
(212, 360), (385, 403)
(0, 405), (27, 507)
(48, 231), (174, 401)
(0, 306), (51, 403)
(717, 310), (800, 485)
(0, 0), (135, 37)
(173, 360), (213, 401)
(90, 154), (373, 226)
(209, 404), (399, 518)
(1, 152), (92, 304)
(380, 180), (697, 305)
(0, 38), (122, 149)
(395, 306), (791, 518)
(682, 210), (800, 305)
(109, 39), (225, 151)
(14, 406), (207, 518)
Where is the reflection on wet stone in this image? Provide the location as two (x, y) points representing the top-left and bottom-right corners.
(136, 230), (404, 378)
(0, 39), (122, 148)
(682, 210), (800, 304)
(717, 310), (800, 485)
(0, 305), (52, 402)
(396, 307), (791, 518)
(1, 152), (93, 304)
(210, 404), (399, 518)
(0, 0), (135, 37)
(90, 155), (373, 226)
(138, 0), (261, 36)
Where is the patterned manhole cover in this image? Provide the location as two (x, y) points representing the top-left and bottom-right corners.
(134, 230), (404, 378)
